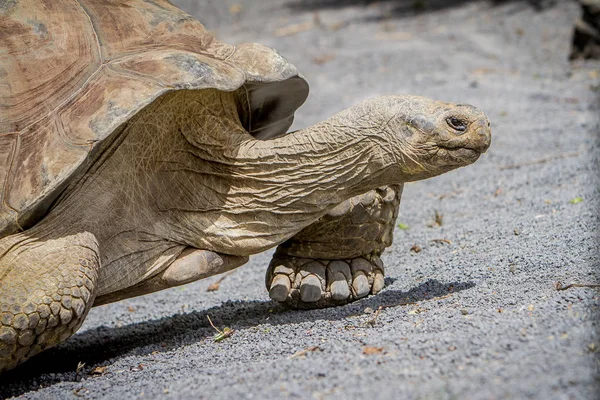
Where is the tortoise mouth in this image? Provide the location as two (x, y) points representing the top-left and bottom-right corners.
(436, 145), (482, 164)
(448, 147), (481, 158)
(437, 142), (487, 155)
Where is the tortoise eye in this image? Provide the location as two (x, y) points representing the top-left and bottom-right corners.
(446, 117), (468, 132)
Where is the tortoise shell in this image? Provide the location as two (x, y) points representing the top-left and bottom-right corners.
(0, 0), (308, 236)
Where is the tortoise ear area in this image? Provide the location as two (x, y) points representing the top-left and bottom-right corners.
(406, 114), (437, 135)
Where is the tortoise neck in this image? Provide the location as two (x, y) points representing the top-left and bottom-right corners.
(234, 110), (405, 209)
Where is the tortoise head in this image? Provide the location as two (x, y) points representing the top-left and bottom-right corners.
(355, 95), (491, 181)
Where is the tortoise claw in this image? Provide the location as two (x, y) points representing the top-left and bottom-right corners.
(269, 274), (291, 302)
(266, 254), (385, 309)
(299, 275), (322, 303)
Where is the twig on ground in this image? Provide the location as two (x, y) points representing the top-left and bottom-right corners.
(430, 238), (452, 245)
(434, 210), (443, 226)
(366, 306), (383, 327)
(206, 271), (235, 292)
(289, 345), (320, 359)
(555, 281), (600, 291)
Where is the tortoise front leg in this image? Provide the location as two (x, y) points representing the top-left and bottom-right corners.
(266, 184), (402, 308)
(0, 230), (100, 373)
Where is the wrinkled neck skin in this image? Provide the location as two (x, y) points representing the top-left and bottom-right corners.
(234, 112), (407, 215)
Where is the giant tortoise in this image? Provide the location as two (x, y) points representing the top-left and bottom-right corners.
(0, 0), (491, 372)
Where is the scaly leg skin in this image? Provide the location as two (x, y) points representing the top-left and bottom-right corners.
(266, 184), (402, 309)
(94, 249), (248, 306)
(0, 231), (99, 373)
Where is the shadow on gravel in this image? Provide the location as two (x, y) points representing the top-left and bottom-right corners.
(287, 0), (557, 20)
(0, 278), (474, 398)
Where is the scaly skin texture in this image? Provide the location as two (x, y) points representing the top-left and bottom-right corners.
(0, 231), (99, 372)
(266, 185), (403, 308)
(0, 89), (490, 372)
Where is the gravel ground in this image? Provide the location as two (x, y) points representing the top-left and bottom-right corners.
(1, 0), (599, 399)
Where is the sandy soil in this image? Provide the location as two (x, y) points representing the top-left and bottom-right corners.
(1, 0), (599, 399)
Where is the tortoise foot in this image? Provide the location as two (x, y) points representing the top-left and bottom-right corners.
(0, 232), (99, 373)
(266, 253), (385, 309)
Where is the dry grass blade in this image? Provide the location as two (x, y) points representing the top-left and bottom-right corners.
(207, 315), (235, 342)
(76, 361), (85, 373)
(206, 271), (234, 292)
(430, 238), (452, 245)
(555, 281), (600, 291)
(366, 306), (383, 327)
(289, 345), (320, 359)
(434, 210), (443, 226)
(410, 244), (422, 253)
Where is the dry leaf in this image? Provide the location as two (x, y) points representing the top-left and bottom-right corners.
(587, 343), (597, 352)
(410, 244), (422, 253)
(90, 366), (107, 376)
(312, 54), (335, 65)
(363, 346), (384, 355)
(130, 363), (144, 372)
